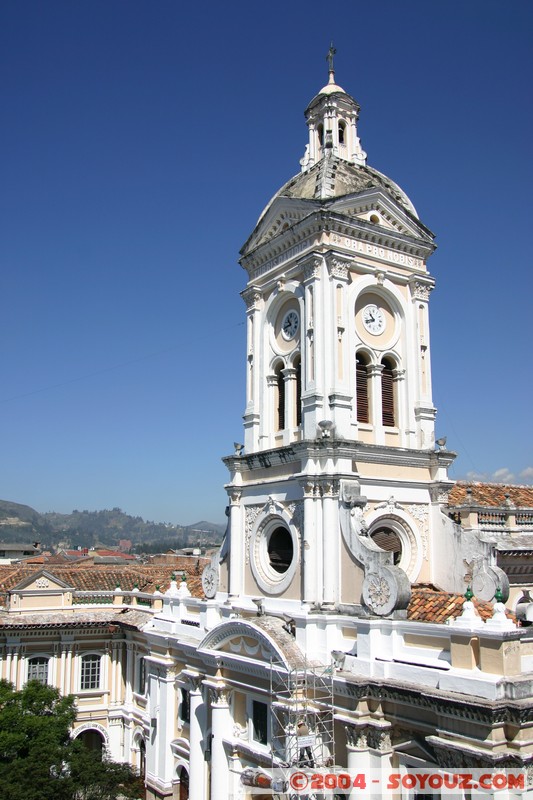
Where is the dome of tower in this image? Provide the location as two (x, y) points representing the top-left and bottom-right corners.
(257, 153), (418, 226)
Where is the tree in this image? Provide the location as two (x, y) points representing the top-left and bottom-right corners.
(0, 680), (143, 800)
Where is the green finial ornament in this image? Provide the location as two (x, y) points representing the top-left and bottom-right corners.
(464, 585), (474, 601)
(171, 572), (176, 582)
(182, 572), (187, 583)
(494, 586), (504, 603)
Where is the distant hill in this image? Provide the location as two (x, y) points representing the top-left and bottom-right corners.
(0, 501), (225, 551)
(0, 499), (54, 543)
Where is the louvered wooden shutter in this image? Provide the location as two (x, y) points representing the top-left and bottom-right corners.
(356, 357), (369, 423)
(381, 363), (395, 427)
(277, 369), (285, 431)
(296, 360), (302, 426)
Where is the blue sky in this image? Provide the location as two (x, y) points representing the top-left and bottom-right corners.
(1, 1), (531, 525)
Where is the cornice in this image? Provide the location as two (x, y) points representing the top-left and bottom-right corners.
(240, 207), (435, 280)
(224, 440), (456, 472)
(334, 676), (533, 725)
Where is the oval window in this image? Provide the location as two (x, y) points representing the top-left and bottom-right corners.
(267, 527), (293, 573)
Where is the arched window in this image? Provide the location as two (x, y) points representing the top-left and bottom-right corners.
(381, 357), (395, 427)
(356, 354), (369, 423)
(338, 120), (346, 145)
(275, 364), (285, 431)
(295, 356), (302, 427)
(139, 740), (146, 779)
(317, 123), (324, 148)
(178, 766), (190, 800)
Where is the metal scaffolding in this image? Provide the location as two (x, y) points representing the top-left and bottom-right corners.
(269, 659), (335, 771)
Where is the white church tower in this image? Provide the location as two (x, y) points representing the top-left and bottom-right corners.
(207, 51), (487, 621)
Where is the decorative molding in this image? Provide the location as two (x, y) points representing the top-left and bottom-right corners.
(241, 286), (262, 309)
(301, 257), (322, 282)
(286, 500), (304, 535)
(228, 488), (242, 506)
(244, 505), (263, 564)
(411, 280), (433, 301)
(326, 256), (350, 281)
(407, 503), (429, 561)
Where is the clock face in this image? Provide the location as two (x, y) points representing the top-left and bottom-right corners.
(362, 304), (385, 336)
(281, 310), (299, 341)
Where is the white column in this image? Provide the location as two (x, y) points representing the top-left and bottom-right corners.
(65, 645), (74, 694)
(368, 364), (384, 445)
(59, 644), (67, 691)
(157, 668), (176, 788)
(228, 488), (243, 599)
(345, 725), (374, 800)
(11, 645), (20, 688)
(322, 479), (338, 606)
(209, 686), (231, 800)
(125, 643), (134, 705)
(283, 366), (297, 434)
(300, 479), (318, 606)
(5, 647), (12, 685)
(188, 679), (206, 800)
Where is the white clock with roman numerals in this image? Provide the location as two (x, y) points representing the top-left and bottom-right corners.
(362, 304), (385, 335)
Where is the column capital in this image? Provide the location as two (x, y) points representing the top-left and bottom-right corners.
(227, 488), (242, 505)
(205, 681), (231, 706)
(299, 477), (319, 497)
(301, 256), (322, 283)
(241, 286), (262, 309)
(325, 253), (351, 281)
(178, 670), (204, 693)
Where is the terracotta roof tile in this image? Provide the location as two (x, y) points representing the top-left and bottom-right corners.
(0, 562), (208, 605)
(449, 482), (533, 508)
(407, 585), (512, 624)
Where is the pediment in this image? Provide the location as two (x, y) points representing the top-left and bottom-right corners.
(198, 617), (305, 669)
(329, 190), (434, 242)
(242, 197), (316, 255)
(11, 569), (74, 593)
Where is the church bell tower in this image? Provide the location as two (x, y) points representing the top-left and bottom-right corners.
(214, 52), (458, 619)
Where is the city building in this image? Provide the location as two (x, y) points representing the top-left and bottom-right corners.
(0, 57), (531, 800)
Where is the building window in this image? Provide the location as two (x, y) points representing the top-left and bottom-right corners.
(356, 354), (369, 423)
(295, 357), (302, 427)
(80, 654), (101, 691)
(180, 688), (190, 724)
(27, 656), (48, 685)
(371, 527), (403, 566)
(137, 656), (146, 695)
(275, 364), (285, 431)
(252, 700), (268, 745)
(381, 357), (395, 427)
(338, 120), (346, 145)
(268, 526), (293, 574)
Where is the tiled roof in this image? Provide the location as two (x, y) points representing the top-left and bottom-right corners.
(0, 561), (207, 605)
(449, 482), (533, 508)
(0, 607), (151, 631)
(407, 585), (510, 624)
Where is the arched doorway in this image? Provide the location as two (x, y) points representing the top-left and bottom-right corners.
(178, 765), (189, 800)
(78, 729), (105, 756)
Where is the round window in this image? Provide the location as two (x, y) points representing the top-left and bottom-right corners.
(250, 516), (299, 595)
(267, 526), (293, 573)
(371, 528), (402, 566)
